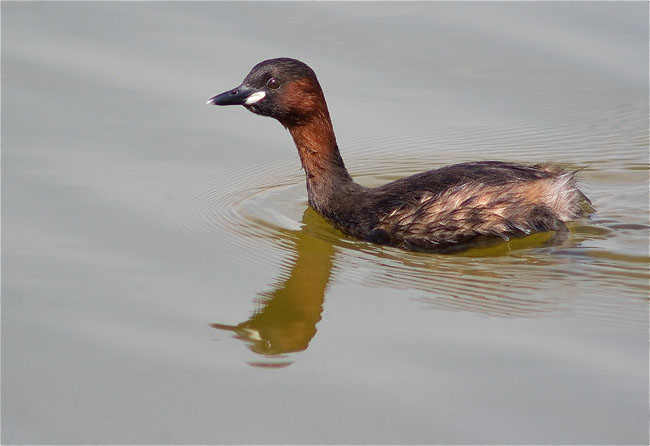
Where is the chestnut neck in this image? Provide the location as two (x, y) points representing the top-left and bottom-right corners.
(285, 108), (357, 213)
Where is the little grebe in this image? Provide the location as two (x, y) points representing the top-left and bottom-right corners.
(207, 58), (592, 252)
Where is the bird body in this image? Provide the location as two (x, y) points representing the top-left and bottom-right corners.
(208, 58), (592, 252)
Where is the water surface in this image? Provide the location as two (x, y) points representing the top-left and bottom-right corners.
(2, 2), (648, 444)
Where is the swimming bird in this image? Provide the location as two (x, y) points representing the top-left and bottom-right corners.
(207, 58), (592, 252)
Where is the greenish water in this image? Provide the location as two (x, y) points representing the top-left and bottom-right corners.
(2, 2), (648, 444)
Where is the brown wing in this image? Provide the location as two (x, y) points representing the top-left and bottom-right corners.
(374, 172), (592, 251)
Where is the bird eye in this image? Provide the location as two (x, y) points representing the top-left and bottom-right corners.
(266, 77), (280, 90)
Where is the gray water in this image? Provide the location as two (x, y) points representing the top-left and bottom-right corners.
(2, 2), (648, 444)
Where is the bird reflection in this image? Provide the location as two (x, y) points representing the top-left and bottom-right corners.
(210, 208), (334, 363)
(211, 205), (592, 366)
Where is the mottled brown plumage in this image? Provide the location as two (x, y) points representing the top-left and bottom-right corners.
(208, 58), (593, 252)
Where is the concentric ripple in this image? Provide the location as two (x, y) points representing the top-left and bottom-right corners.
(166, 152), (307, 264)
